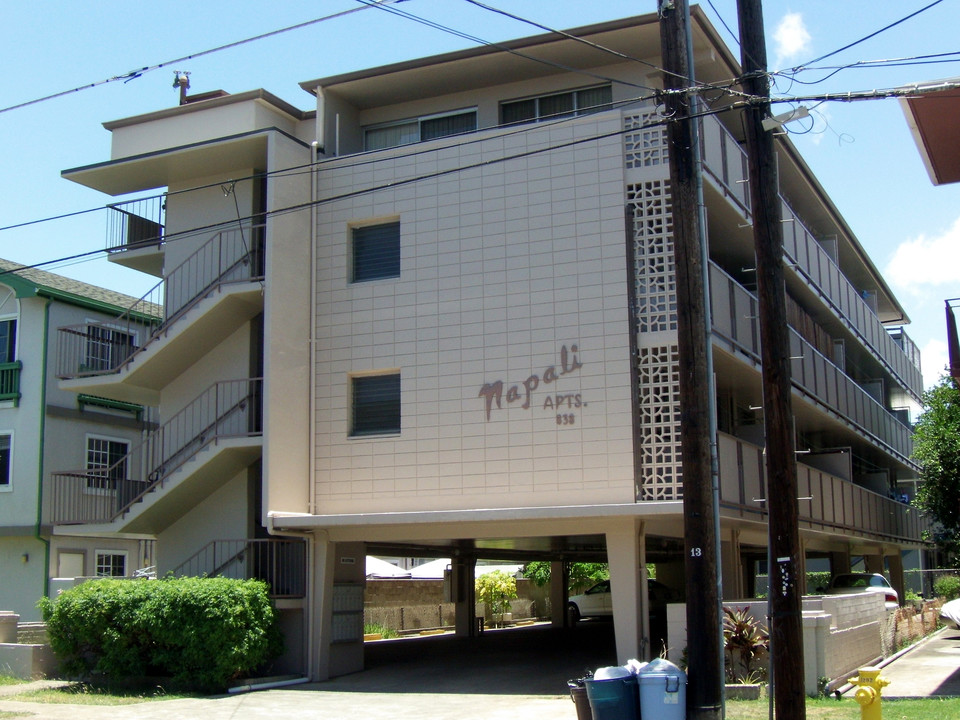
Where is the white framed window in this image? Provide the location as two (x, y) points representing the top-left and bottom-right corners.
(83, 324), (136, 372)
(500, 84), (613, 125)
(95, 550), (128, 577)
(0, 317), (16, 364)
(351, 220), (401, 283)
(86, 434), (129, 492)
(363, 109), (477, 151)
(350, 372), (401, 437)
(0, 432), (11, 490)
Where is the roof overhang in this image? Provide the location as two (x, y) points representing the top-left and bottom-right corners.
(300, 8), (738, 108)
(62, 130), (273, 196)
(902, 80), (960, 185)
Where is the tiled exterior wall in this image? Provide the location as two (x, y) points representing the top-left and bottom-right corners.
(312, 112), (636, 514)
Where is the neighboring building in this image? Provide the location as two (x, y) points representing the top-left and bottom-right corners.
(0, 259), (155, 620)
(53, 8), (927, 678)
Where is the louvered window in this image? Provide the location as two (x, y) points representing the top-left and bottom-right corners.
(351, 374), (401, 436)
(352, 221), (400, 282)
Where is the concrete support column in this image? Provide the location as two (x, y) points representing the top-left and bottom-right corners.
(830, 550), (851, 576)
(864, 552), (884, 575)
(720, 528), (742, 600)
(310, 532), (335, 682)
(550, 561), (570, 628)
(452, 556), (477, 637)
(606, 517), (645, 662)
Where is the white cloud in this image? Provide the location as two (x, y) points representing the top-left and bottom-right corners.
(884, 216), (960, 297)
(921, 338), (949, 390)
(773, 13), (811, 68)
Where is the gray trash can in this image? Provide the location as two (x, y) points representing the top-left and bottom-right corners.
(584, 674), (639, 720)
(636, 658), (686, 720)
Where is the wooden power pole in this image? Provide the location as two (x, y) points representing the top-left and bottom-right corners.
(735, 0), (806, 717)
(658, 3), (723, 718)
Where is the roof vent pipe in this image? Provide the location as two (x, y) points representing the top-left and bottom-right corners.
(172, 71), (191, 105)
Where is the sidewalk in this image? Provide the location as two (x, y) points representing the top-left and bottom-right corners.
(874, 627), (960, 698)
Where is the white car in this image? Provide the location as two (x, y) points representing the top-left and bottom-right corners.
(940, 598), (960, 629)
(567, 579), (678, 623)
(822, 573), (899, 611)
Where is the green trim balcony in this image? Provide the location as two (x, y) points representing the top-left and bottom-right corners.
(0, 361), (22, 405)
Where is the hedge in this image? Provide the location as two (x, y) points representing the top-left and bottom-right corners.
(38, 576), (282, 691)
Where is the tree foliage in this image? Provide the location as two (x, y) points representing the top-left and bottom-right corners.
(521, 562), (609, 593)
(475, 570), (518, 617)
(913, 378), (960, 550)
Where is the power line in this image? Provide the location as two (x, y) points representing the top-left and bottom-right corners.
(788, 0), (946, 73)
(1, 100), (738, 279)
(2, 91), (666, 234)
(459, 0), (752, 100)
(355, 0), (657, 93)
(7, 68), (955, 281)
(775, 51), (960, 86)
(0, 0), (405, 116)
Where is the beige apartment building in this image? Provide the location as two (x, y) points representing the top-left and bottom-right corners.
(51, 8), (926, 678)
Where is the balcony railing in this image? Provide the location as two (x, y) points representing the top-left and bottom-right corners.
(171, 539), (307, 598)
(107, 196), (165, 252)
(718, 432), (930, 544)
(698, 112), (923, 397)
(710, 263), (913, 462)
(0, 361), (22, 403)
(47, 378), (262, 525)
(779, 198), (924, 395)
(56, 222), (264, 380)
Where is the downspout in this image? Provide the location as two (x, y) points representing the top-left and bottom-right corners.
(309, 138), (319, 516)
(35, 299), (52, 598)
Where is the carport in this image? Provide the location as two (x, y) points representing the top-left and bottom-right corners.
(271, 508), (687, 681)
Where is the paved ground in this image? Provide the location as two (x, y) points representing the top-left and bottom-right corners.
(0, 622), (615, 720)
(875, 627), (960, 698)
(1, 621), (958, 720)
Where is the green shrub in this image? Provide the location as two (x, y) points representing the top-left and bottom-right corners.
(806, 571), (831, 594)
(934, 574), (960, 600)
(364, 623), (399, 639)
(38, 577), (281, 692)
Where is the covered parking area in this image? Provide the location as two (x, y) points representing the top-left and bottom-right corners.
(271, 506), (687, 680)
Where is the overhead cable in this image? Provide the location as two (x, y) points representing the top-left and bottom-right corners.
(0, 0), (405, 115)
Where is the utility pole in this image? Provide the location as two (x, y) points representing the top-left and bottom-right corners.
(735, 1), (806, 718)
(657, 3), (722, 718)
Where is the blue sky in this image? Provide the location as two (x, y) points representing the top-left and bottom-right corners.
(1, 0), (959, 391)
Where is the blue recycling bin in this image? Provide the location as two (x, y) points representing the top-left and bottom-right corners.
(584, 674), (639, 720)
(636, 659), (686, 720)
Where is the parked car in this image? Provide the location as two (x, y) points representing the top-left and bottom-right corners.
(939, 598), (960, 630)
(567, 579), (680, 623)
(821, 573), (899, 610)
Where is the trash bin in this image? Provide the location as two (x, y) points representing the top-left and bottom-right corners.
(636, 658), (686, 720)
(568, 679), (592, 720)
(585, 672), (639, 720)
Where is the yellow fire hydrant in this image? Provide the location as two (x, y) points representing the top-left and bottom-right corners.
(851, 666), (890, 720)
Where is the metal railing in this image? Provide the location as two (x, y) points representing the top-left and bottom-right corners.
(0, 361), (21, 402)
(171, 539), (307, 598)
(717, 432), (931, 544)
(56, 223), (264, 380)
(47, 378), (262, 525)
(106, 196), (165, 252)
(699, 112), (923, 396)
(710, 263), (914, 463)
